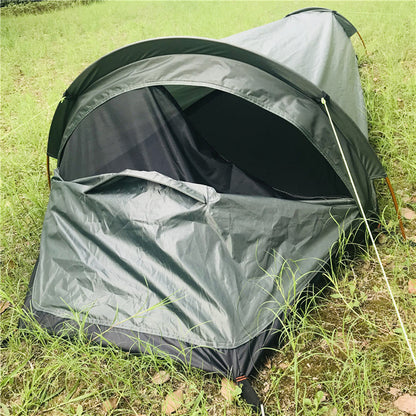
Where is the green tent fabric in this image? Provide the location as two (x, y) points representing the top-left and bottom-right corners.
(32, 169), (359, 348)
(224, 8), (367, 136)
(24, 8), (385, 405)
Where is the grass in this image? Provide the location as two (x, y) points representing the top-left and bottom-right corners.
(1, 1), (415, 415)
(0, 0), (102, 17)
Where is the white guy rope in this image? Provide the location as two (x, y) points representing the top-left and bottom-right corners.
(2, 97), (63, 139)
(321, 97), (416, 368)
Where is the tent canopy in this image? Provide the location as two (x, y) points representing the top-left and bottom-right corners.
(26, 8), (385, 384)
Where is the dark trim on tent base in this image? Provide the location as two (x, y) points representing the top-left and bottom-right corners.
(21, 259), (330, 381)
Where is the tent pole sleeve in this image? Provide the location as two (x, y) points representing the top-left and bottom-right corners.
(46, 154), (51, 191)
(385, 176), (406, 240)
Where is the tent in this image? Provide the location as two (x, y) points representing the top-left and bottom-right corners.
(24, 7), (386, 409)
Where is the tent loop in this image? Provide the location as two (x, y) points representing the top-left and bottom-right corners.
(320, 96), (416, 369)
(237, 376), (266, 415)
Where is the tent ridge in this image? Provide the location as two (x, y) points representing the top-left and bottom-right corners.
(284, 7), (357, 37)
(48, 36), (328, 158)
(57, 67), (318, 162)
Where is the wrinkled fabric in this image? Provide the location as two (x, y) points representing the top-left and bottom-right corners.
(224, 9), (368, 136)
(29, 7), (385, 377)
(32, 170), (358, 349)
(56, 53), (382, 209)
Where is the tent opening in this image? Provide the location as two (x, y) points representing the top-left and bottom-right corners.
(59, 85), (350, 199)
(184, 89), (350, 199)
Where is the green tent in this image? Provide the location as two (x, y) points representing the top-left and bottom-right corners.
(24, 7), (385, 410)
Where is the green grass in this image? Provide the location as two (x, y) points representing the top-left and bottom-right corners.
(0, 0), (102, 16)
(1, 1), (415, 415)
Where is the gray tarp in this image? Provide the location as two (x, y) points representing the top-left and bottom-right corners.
(32, 170), (358, 349)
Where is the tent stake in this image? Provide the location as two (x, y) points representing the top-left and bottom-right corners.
(385, 176), (406, 240)
(356, 30), (368, 55)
